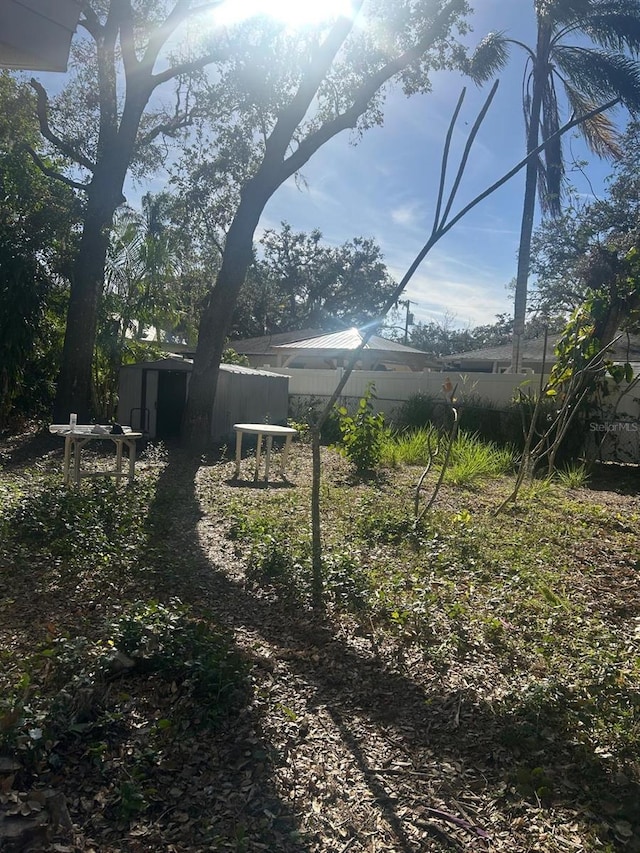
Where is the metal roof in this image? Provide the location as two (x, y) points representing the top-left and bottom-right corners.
(231, 329), (325, 355)
(447, 332), (640, 364)
(120, 357), (287, 379)
(273, 329), (428, 354)
(0, 0), (83, 72)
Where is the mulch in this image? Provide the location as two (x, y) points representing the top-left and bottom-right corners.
(1, 430), (639, 852)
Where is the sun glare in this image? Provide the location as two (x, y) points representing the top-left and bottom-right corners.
(214, 0), (354, 29)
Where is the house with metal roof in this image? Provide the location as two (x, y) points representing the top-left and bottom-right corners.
(443, 332), (640, 374)
(231, 328), (438, 372)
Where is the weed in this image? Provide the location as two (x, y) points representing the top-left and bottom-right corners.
(380, 426), (440, 467)
(557, 462), (591, 489)
(379, 428), (514, 485)
(323, 549), (371, 612)
(108, 599), (248, 713)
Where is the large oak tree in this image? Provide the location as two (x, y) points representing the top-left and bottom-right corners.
(182, 0), (470, 447)
(28, 1), (227, 421)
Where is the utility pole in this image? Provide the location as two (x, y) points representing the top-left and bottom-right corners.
(397, 299), (414, 345)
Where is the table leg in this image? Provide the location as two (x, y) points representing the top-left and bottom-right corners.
(73, 437), (82, 485)
(63, 435), (72, 485)
(115, 439), (123, 486)
(127, 439), (136, 484)
(234, 430), (243, 477)
(264, 435), (273, 480)
(254, 433), (263, 481)
(280, 435), (293, 477)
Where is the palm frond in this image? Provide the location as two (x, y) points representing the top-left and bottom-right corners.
(540, 0), (594, 26)
(561, 79), (623, 156)
(466, 31), (510, 83)
(579, 10), (640, 53)
(554, 45), (640, 111)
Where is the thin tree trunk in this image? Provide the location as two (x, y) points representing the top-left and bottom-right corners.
(511, 21), (551, 372)
(311, 424), (323, 610)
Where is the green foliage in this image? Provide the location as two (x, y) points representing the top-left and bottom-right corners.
(246, 533), (308, 595)
(288, 396), (342, 445)
(393, 391), (550, 454)
(380, 425), (440, 467)
(108, 599), (247, 711)
(322, 550), (371, 612)
(446, 432), (516, 485)
(5, 479), (154, 574)
(0, 74), (79, 426)
(334, 384), (386, 473)
(557, 462), (591, 489)
(394, 393), (440, 430)
(222, 345), (250, 366)
(233, 224), (397, 336)
(531, 121), (640, 317)
(379, 427), (514, 485)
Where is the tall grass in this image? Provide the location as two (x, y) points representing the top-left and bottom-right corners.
(446, 432), (515, 485)
(380, 427), (515, 485)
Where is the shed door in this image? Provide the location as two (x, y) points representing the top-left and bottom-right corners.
(156, 371), (187, 439)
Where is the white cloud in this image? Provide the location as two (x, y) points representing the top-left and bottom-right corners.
(391, 204), (421, 226)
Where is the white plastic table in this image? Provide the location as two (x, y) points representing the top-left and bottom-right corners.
(233, 423), (297, 480)
(49, 425), (142, 486)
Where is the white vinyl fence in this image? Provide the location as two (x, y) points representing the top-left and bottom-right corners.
(267, 367), (640, 464)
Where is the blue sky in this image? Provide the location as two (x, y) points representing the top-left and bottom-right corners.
(256, 1), (625, 330)
(32, 1), (628, 331)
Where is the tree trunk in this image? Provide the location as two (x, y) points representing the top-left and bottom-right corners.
(53, 188), (120, 423)
(182, 181), (271, 450)
(511, 21), (551, 372)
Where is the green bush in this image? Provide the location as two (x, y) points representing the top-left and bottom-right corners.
(5, 479), (154, 573)
(394, 393), (441, 430)
(334, 384), (386, 472)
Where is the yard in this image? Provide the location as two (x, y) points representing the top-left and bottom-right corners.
(1, 428), (639, 852)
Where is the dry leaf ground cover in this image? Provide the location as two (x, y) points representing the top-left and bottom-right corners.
(1, 428), (639, 852)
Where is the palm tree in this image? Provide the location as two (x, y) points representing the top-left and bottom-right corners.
(471, 0), (640, 370)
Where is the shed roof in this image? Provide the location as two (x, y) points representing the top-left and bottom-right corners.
(120, 356), (287, 379)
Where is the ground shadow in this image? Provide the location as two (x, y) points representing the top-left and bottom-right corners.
(140, 446), (640, 851)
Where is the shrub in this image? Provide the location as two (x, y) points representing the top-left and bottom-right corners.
(108, 599), (247, 711)
(334, 384), (386, 472)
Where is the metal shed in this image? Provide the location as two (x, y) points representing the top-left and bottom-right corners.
(118, 357), (290, 442)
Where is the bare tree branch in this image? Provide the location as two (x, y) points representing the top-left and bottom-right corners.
(29, 79), (96, 173)
(23, 145), (90, 192)
(264, 1), (365, 162)
(78, 4), (102, 39)
(151, 50), (226, 87)
(118, 0), (139, 76)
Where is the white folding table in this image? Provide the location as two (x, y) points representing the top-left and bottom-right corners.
(233, 423), (297, 480)
(49, 425), (142, 485)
